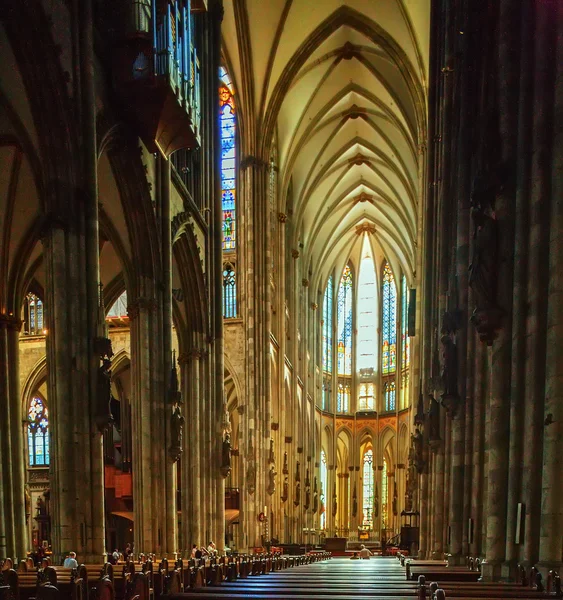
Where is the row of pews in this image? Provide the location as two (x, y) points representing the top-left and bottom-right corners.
(0, 552), (331, 600)
(397, 551), (562, 599)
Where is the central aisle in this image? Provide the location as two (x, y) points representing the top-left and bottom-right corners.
(179, 557), (418, 599)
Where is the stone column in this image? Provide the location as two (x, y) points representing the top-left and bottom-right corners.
(0, 316), (15, 557)
(538, 0), (562, 576)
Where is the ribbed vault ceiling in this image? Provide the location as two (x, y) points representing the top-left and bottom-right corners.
(223, 0), (429, 289)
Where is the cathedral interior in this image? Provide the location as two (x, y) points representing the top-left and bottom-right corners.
(0, 0), (562, 592)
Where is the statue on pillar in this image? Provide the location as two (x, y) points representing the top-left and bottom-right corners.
(374, 482), (379, 518)
(95, 358), (114, 433)
(281, 476), (289, 503)
(220, 431), (232, 478)
(168, 405), (184, 463)
(392, 482), (398, 517)
(312, 477), (319, 514)
(412, 429), (424, 473)
(332, 483), (337, 517)
(295, 461), (301, 482)
(304, 468), (311, 510)
(352, 482), (358, 518)
(294, 481), (301, 507)
(282, 451), (289, 475)
(268, 438), (275, 465)
(267, 465), (277, 496)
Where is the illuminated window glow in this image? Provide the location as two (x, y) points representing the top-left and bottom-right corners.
(220, 67), (236, 251)
(320, 450), (328, 529)
(362, 448), (374, 528)
(28, 397), (49, 467)
(337, 266), (353, 376)
(382, 262), (397, 375)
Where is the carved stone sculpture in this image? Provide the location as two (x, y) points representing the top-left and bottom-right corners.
(440, 334), (460, 417)
(267, 465), (277, 496)
(281, 477), (289, 503)
(268, 438), (275, 465)
(282, 451), (289, 475)
(413, 429), (424, 473)
(168, 405), (184, 463)
(294, 481), (301, 507)
(392, 482), (398, 516)
(332, 483), (337, 517)
(312, 477), (319, 514)
(220, 432), (231, 477)
(352, 483), (358, 518)
(246, 460), (256, 495)
(374, 482), (379, 518)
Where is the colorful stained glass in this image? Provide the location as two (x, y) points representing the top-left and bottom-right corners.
(357, 235), (377, 372)
(401, 275), (410, 370)
(223, 263), (237, 318)
(382, 458), (388, 528)
(384, 381), (396, 411)
(337, 265), (353, 375)
(322, 275), (333, 373)
(220, 66), (236, 251)
(362, 449), (374, 528)
(28, 397), (49, 467)
(382, 262), (397, 375)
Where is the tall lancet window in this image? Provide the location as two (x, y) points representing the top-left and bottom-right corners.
(337, 265), (353, 376)
(219, 66), (236, 251)
(381, 457), (388, 529)
(322, 275), (334, 410)
(400, 275), (410, 409)
(27, 397), (50, 467)
(381, 261), (396, 412)
(381, 262), (397, 375)
(362, 448), (374, 528)
(337, 265), (353, 412)
(320, 449), (328, 529)
(357, 235), (377, 410)
(220, 66), (238, 318)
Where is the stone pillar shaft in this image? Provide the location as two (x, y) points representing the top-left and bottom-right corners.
(538, 0), (563, 573)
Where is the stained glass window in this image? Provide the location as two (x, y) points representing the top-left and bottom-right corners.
(401, 275), (410, 370)
(337, 381), (350, 413)
(219, 66), (236, 251)
(28, 397), (49, 467)
(362, 449), (374, 528)
(384, 381), (396, 411)
(357, 236), (377, 372)
(381, 262), (397, 375)
(381, 458), (388, 528)
(337, 266), (353, 375)
(223, 263), (237, 318)
(320, 450), (328, 529)
(25, 293), (44, 335)
(358, 383), (375, 411)
(322, 276), (334, 373)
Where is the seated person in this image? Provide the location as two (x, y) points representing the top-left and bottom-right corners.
(359, 544), (373, 560)
(64, 552), (79, 568)
(207, 541), (217, 557)
(350, 552), (360, 560)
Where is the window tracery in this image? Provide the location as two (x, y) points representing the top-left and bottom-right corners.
(223, 263), (237, 318)
(362, 448), (374, 528)
(322, 275), (333, 410)
(382, 262), (397, 375)
(381, 457), (388, 529)
(219, 66), (236, 251)
(27, 397), (49, 467)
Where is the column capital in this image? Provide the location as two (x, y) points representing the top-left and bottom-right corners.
(127, 297), (158, 319)
(240, 155), (268, 171)
(0, 313), (22, 331)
